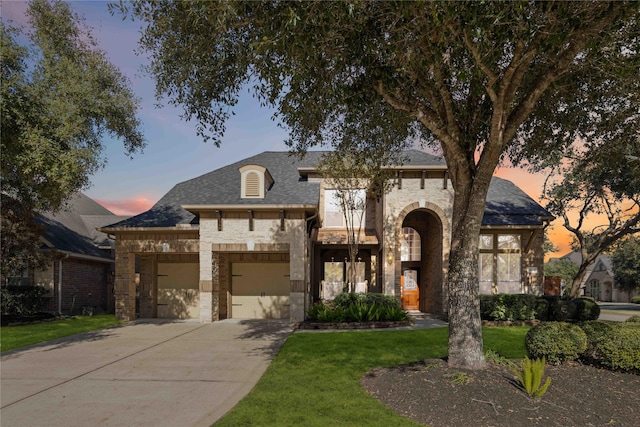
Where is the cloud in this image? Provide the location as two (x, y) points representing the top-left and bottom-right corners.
(95, 196), (156, 216)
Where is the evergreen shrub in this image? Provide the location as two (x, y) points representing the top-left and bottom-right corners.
(525, 322), (587, 364)
(580, 321), (640, 371)
(480, 294), (547, 321)
(574, 297), (600, 321)
(626, 315), (640, 323)
(307, 293), (407, 323)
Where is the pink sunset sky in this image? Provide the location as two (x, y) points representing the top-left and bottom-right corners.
(5, 1), (604, 259)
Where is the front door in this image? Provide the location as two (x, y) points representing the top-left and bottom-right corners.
(401, 269), (419, 310)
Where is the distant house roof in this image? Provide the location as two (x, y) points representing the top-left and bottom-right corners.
(38, 193), (127, 260)
(104, 150), (551, 230)
(558, 252), (614, 288)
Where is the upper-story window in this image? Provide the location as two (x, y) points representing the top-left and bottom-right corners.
(323, 188), (366, 228)
(401, 227), (421, 261)
(239, 165), (274, 199)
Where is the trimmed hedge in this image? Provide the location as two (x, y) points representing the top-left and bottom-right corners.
(525, 322), (587, 364)
(580, 321), (640, 372)
(631, 296), (640, 304)
(480, 295), (598, 322)
(480, 294), (544, 321)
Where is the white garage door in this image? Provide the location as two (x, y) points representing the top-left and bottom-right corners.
(157, 263), (199, 319)
(231, 263), (290, 319)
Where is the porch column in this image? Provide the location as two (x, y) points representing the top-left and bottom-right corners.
(289, 220), (305, 322)
(114, 247), (136, 321)
(199, 244), (218, 322)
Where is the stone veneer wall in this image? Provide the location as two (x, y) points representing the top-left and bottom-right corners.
(113, 230), (199, 321)
(383, 176), (454, 309)
(199, 210), (309, 322)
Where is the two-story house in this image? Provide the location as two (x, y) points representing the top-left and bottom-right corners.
(102, 150), (552, 322)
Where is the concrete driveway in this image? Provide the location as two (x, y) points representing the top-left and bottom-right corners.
(1, 319), (293, 427)
(598, 302), (640, 322)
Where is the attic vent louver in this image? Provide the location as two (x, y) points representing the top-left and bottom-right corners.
(239, 164), (274, 199)
(245, 172), (260, 197)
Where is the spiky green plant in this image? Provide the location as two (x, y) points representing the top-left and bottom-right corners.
(511, 356), (552, 398)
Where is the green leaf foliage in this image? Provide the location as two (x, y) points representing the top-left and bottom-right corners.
(612, 236), (640, 294)
(579, 321), (640, 371)
(525, 322), (587, 365)
(1, 0), (145, 279)
(511, 356), (552, 398)
(117, 0), (638, 367)
(544, 259), (579, 290)
(479, 294), (544, 321)
(306, 294), (407, 323)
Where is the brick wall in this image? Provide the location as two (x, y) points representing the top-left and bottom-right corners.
(43, 258), (112, 315)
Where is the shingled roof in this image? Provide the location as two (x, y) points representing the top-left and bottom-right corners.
(483, 177), (553, 226)
(104, 150), (551, 229)
(38, 193), (126, 260)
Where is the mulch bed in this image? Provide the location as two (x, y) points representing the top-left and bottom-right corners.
(362, 358), (640, 427)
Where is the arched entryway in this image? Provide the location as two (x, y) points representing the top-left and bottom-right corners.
(400, 209), (444, 315)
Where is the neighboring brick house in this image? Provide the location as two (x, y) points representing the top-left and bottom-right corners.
(559, 252), (640, 302)
(102, 150), (552, 322)
(33, 193), (126, 314)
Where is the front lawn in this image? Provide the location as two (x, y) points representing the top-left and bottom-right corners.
(0, 315), (123, 352)
(214, 326), (528, 426)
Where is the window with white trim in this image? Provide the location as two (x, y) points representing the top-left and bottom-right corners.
(323, 188), (365, 228)
(401, 227), (421, 261)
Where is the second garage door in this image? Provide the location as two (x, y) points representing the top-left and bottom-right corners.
(231, 262), (290, 319)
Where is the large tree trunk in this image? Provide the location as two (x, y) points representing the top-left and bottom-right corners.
(569, 265), (589, 297)
(447, 175), (490, 370)
(569, 249), (599, 297)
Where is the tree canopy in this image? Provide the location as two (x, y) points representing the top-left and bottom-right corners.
(1, 0), (145, 279)
(612, 236), (640, 294)
(118, 0), (639, 369)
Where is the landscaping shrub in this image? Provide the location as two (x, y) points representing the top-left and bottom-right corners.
(626, 315), (640, 323)
(535, 298), (550, 321)
(574, 297), (600, 321)
(479, 294), (546, 321)
(333, 292), (400, 310)
(580, 321), (640, 371)
(525, 322), (587, 364)
(0, 285), (48, 315)
(380, 306), (409, 321)
(631, 296), (640, 304)
(307, 293), (407, 323)
(545, 297), (578, 322)
(332, 292), (359, 310)
(511, 356), (552, 398)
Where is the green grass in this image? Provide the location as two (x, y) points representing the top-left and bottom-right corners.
(215, 326), (529, 426)
(0, 315), (123, 352)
